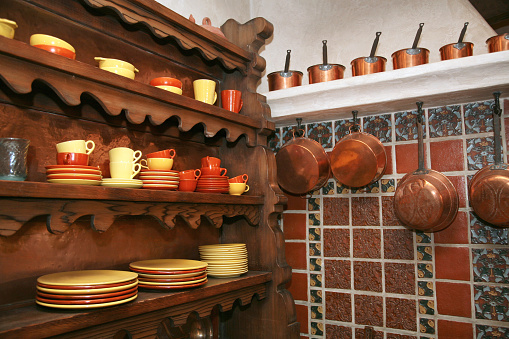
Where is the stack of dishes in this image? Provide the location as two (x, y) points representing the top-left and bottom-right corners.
(140, 169), (180, 190)
(46, 165), (102, 186)
(36, 270), (138, 309)
(196, 175), (229, 193)
(199, 243), (248, 278)
(101, 178), (143, 189)
(129, 259), (208, 290)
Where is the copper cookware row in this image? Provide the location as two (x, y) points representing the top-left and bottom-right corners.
(307, 40), (345, 84)
(440, 22), (473, 60)
(392, 23), (429, 70)
(351, 32), (386, 76)
(268, 50), (303, 91)
(469, 92), (509, 228)
(394, 102), (459, 232)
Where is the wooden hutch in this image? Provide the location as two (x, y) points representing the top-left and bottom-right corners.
(0, 0), (299, 337)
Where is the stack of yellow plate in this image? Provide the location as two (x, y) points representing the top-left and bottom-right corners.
(36, 270), (138, 309)
(129, 259), (208, 290)
(199, 243), (248, 278)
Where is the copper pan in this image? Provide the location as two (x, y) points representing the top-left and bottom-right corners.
(392, 23), (429, 70)
(469, 92), (509, 227)
(351, 32), (387, 76)
(307, 40), (345, 84)
(330, 111), (386, 188)
(394, 102), (459, 231)
(486, 33), (509, 53)
(268, 49), (303, 91)
(439, 22), (473, 60)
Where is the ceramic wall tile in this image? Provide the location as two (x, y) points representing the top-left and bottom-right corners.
(417, 246), (432, 261)
(321, 180), (335, 195)
(464, 100), (494, 134)
(325, 291), (352, 322)
(434, 211), (469, 244)
(294, 304), (309, 334)
(334, 118), (356, 144)
(268, 127), (281, 152)
(437, 320), (473, 339)
(419, 299), (434, 315)
(416, 232), (432, 244)
(473, 248), (509, 283)
(285, 242), (307, 270)
(336, 182), (350, 194)
(354, 295), (383, 326)
(395, 110), (425, 141)
(310, 289), (322, 303)
(326, 324), (352, 339)
(311, 305), (323, 320)
(308, 197), (320, 211)
(385, 263), (416, 295)
(309, 227), (321, 241)
(353, 261), (382, 292)
(436, 282), (471, 318)
(417, 263), (433, 279)
(309, 213), (321, 226)
(282, 125), (301, 146)
(418, 281), (434, 297)
(382, 196), (403, 226)
(310, 321), (324, 335)
(283, 213), (307, 240)
(351, 197), (380, 226)
(310, 258), (323, 272)
(309, 243), (322, 257)
(466, 136), (496, 170)
(476, 325), (509, 338)
(355, 328), (384, 339)
(419, 318), (435, 334)
(325, 259), (350, 289)
(429, 139), (464, 172)
(386, 334), (417, 339)
(323, 228), (350, 257)
(384, 228), (414, 259)
(353, 228), (381, 258)
(285, 193), (307, 210)
(470, 212), (509, 245)
(310, 273), (323, 288)
(428, 105), (462, 138)
(474, 285), (509, 321)
(380, 178), (395, 193)
(307, 122), (333, 149)
(385, 297), (417, 330)
(323, 197), (349, 225)
(363, 114), (392, 143)
(286, 272), (308, 301)
(435, 246), (470, 281)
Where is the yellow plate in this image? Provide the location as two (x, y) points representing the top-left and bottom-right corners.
(37, 281), (138, 295)
(204, 260), (247, 265)
(101, 181), (143, 188)
(138, 276), (207, 286)
(36, 294), (137, 309)
(208, 273), (245, 278)
(48, 178), (101, 185)
(199, 243), (246, 249)
(200, 255), (248, 260)
(130, 259), (207, 271)
(206, 268), (248, 273)
(38, 270), (138, 286)
(137, 271), (206, 279)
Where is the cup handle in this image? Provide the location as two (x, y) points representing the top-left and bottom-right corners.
(64, 153), (71, 165)
(85, 140), (95, 154)
(140, 159), (149, 169)
(239, 99), (243, 112)
(168, 149), (176, 159)
(194, 169), (201, 179)
(133, 150), (142, 163)
(220, 168), (227, 176)
(244, 185), (249, 193)
(131, 163), (141, 179)
(213, 92), (217, 104)
(242, 174), (248, 183)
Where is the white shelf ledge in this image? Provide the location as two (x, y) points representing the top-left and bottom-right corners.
(264, 51), (509, 126)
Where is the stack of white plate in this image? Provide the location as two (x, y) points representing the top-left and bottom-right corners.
(199, 243), (248, 278)
(36, 270), (138, 309)
(129, 259), (208, 290)
(139, 169), (180, 190)
(46, 165), (102, 186)
(101, 178), (143, 188)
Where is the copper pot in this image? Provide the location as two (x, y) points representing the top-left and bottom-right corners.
(329, 111), (386, 188)
(351, 56), (387, 76)
(392, 48), (429, 70)
(307, 64), (345, 84)
(469, 92), (509, 227)
(486, 33), (509, 53)
(267, 70), (303, 91)
(439, 42), (473, 60)
(394, 102), (459, 231)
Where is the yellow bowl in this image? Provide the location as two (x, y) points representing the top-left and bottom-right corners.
(29, 34), (75, 53)
(94, 57), (138, 72)
(155, 85), (183, 95)
(99, 67), (136, 80)
(0, 19), (17, 39)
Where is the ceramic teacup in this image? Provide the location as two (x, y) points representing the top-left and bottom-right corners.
(229, 183), (249, 195)
(201, 156), (221, 168)
(201, 166), (227, 176)
(0, 19), (18, 39)
(110, 161), (141, 179)
(140, 158), (173, 171)
(180, 169), (201, 180)
(56, 140), (95, 155)
(109, 147), (142, 163)
(221, 90), (243, 113)
(156, 85), (183, 95)
(179, 179), (198, 192)
(193, 79), (217, 104)
(229, 174), (248, 183)
(146, 149), (176, 159)
(57, 152), (89, 166)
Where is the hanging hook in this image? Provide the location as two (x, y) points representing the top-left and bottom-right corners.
(493, 91), (501, 117)
(416, 102), (423, 124)
(295, 118), (304, 137)
(351, 110), (360, 132)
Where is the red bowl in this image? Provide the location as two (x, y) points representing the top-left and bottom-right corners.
(33, 44), (76, 60)
(149, 77), (182, 89)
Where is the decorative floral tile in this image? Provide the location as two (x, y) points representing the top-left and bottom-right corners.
(472, 248), (509, 283)
(309, 213), (320, 226)
(470, 212), (509, 245)
(356, 181), (380, 193)
(381, 179), (395, 193)
(416, 232), (432, 244)
(308, 188), (322, 197)
(308, 197), (320, 211)
(281, 125), (302, 146)
(309, 228), (321, 241)
(419, 300), (435, 315)
(363, 114), (392, 143)
(321, 180), (335, 195)
(334, 118), (357, 144)
(474, 285), (509, 321)
(417, 246), (433, 261)
(310, 258), (323, 272)
(419, 318), (435, 334)
(310, 321), (324, 336)
(464, 100), (494, 134)
(311, 305), (323, 320)
(307, 122), (333, 149)
(476, 325), (509, 338)
(417, 263), (433, 279)
(310, 273), (323, 287)
(428, 105), (462, 138)
(395, 110), (426, 141)
(310, 289), (322, 303)
(267, 128), (281, 152)
(336, 183), (350, 194)
(309, 243), (322, 256)
(466, 136), (498, 170)
(418, 281), (434, 297)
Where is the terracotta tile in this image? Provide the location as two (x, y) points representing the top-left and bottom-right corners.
(354, 261), (382, 292)
(353, 229), (381, 258)
(385, 263), (415, 295)
(382, 196), (402, 226)
(326, 324), (352, 339)
(506, 117), (509, 163)
(384, 145), (393, 175)
(354, 295), (383, 326)
(384, 228), (414, 259)
(395, 142), (426, 173)
(474, 285), (509, 321)
(355, 327), (383, 339)
(323, 228), (350, 257)
(434, 211), (469, 244)
(326, 291), (352, 322)
(351, 197), (380, 226)
(325, 259), (351, 289)
(283, 213), (307, 240)
(323, 197), (349, 225)
(286, 272), (308, 301)
(435, 246), (470, 281)
(429, 139), (464, 172)
(363, 114), (392, 143)
(284, 242), (307, 270)
(436, 281), (471, 317)
(386, 334), (417, 339)
(473, 248), (509, 283)
(294, 304), (308, 334)
(386, 297), (417, 331)
(438, 319), (473, 339)
(447, 175), (467, 208)
(284, 193), (307, 210)
(307, 121), (333, 149)
(428, 105), (462, 138)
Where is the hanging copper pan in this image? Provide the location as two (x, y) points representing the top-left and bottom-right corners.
(394, 102), (459, 231)
(330, 111), (387, 188)
(469, 92), (509, 227)
(276, 119), (331, 195)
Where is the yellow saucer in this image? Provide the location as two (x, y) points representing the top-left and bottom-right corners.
(37, 281), (138, 295)
(199, 243), (246, 249)
(130, 259), (207, 271)
(36, 294), (137, 309)
(38, 270), (138, 286)
(138, 271), (206, 279)
(48, 178), (101, 185)
(138, 276), (207, 286)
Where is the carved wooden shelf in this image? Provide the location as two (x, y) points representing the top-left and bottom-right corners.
(0, 180), (263, 236)
(0, 271), (271, 339)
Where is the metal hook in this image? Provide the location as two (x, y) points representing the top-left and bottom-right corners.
(352, 111), (360, 132)
(296, 118), (304, 137)
(493, 91), (501, 117)
(416, 101), (423, 124)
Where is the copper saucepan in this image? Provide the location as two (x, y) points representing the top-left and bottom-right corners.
(307, 40), (345, 84)
(469, 92), (509, 227)
(486, 33), (509, 53)
(351, 32), (386, 77)
(329, 111), (387, 188)
(268, 49), (303, 91)
(276, 119), (331, 195)
(394, 102), (459, 231)
(392, 23), (429, 70)
(439, 22), (474, 60)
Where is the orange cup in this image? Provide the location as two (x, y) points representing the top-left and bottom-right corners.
(146, 149), (175, 159)
(201, 167), (227, 176)
(179, 179), (198, 192)
(221, 90), (243, 113)
(229, 174), (248, 183)
(57, 152), (89, 166)
(201, 156), (221, 167)
(180, 169), (201, 179)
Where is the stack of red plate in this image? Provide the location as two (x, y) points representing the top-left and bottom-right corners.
(46, 165), (102, 186)
(129, 259), (208, 290)
(139, 169), (180, 190)
(36, 270), (138, 309)
(196, 175), (229, 193)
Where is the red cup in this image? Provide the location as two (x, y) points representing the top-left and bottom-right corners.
(221, 90), (243, 113)
(149, 77), (182, 89)
(179, 179), (198, 192)
(180, 169), (201, 179)
(33, 44), (76, 60)
(201, 156), (221, 167)
(57, 152), (89, 166)
(146, 149), (176, 159)
(201, 167), (227, 176)
(229, 174), (248, 183)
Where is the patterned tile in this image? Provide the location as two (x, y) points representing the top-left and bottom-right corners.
(353, 261), (382, 292)
(419, 299), (435, 315)
(466, 136), (498, 170)
(310, 273), (323, 288)
(355, 295), (383, 326)
(310, 289), (322, 303)
(325, 291), (352, 322)
(417, 246), (433, 261)
(309, 258), (323, 272)
(281, 125), (301, 146)
(464, 99), (494, 134)
(334, 118), (357, 144)
(428, 105), (462, 138)
(395, 110), (425, 141)
(351, 197), (380, 226)
(418, 263), (433, 279)
(307, 122), (333, 149)
(336, 183), (350, 194)
(308, 197), (320, 211)
(386, 334), (417, 339)
(473, 249), (509, 283)
(323, 197), (349, 225)
(311, 305), (323, 320)
(310, 321), (324, 336)
(474, 285), (509, 321)
(382, 196), (403, 226)
(309, 243), (322, 256)
(476, 325), (509, 338)
(356, 328), (384, 339)
(363, 114), (392, 143)
(323, 228), (350, 257)
(356, 180), (380, 193)
(386, 297), (417, 331)
(381, 178), (395, 193)
(326, 324), (352, 339)
(384, 228), (414, 260)
(418, 281), (434, 297)
(385, 263), (415, 295)
(470, 212), (509, 245)
(309, 228), (321, 241)
(416, 232), (432, 244)
(419, 318), (435, 334)
(321, 180), (335, 195)
(325, 259), (350, 289)
(309, 213), (321, 226)
(267, 127), (281, 152)
(353, 228), (381, 258)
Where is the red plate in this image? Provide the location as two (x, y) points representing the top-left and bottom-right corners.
(140, 169), (179, 174)
(196, 189), (228, 193)
(36, 290), (137, 305)
(142, 186), (178, 190)
(138, 273), (207, 283)
(130, 266), (206, 275)
(46, 168), (102, 175)
(37, 278), (138, 290)
(46, 174), (102, 180)
(200, 175), (229, 179)
(36, 286), (138, 300)
(139, 279), (207, 290)
(141, 180), (179, 185)
(46, 165), (101, 170)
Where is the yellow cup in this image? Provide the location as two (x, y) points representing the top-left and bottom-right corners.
(141, 158), (173, 171)
(156, 85), (183, 95)
(109, 147), (142, 163)
(229, 183), (249, 196)
(56, 140), (95, 154)
(30, 34), (75, 53)
(0, 19), (17, 39)
(109, 161), (141, 179)
(193, 79), (217, 104)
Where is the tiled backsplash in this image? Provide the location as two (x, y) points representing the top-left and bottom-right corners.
(269, 97), (509, 338)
